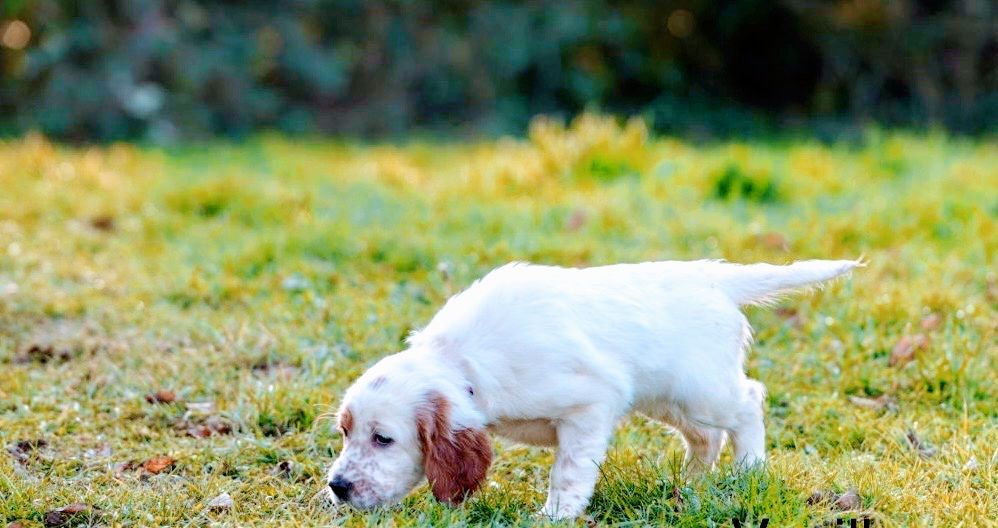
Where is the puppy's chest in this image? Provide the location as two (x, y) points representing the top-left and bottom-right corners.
(487, 418), (558, 447)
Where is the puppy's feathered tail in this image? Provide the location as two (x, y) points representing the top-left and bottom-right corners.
(712, 258), (863, 306)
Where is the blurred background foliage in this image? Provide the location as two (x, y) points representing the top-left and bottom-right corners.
(0, 0), (995, 143)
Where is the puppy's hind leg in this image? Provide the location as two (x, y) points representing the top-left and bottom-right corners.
(649, 407), (725, 476)
(678, 423), (726, 475)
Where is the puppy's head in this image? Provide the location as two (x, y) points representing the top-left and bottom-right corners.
(324, 353), (491, 509)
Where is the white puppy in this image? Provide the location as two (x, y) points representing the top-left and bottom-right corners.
(325, 259), (859, 519)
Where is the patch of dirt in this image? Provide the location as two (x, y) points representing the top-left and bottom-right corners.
(175, 415), (234, 438)
(7, 438), (49, 464)
(847, 394), (898, 413)
(250, 359), (299, 379)
(11, 319), (112, 365)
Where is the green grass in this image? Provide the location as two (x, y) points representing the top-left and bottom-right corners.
(1, 115), (995, 527)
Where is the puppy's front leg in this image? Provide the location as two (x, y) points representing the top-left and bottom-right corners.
(541, 405), (616, 520)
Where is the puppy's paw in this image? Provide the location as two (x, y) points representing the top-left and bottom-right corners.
(539, 500), (586, 521)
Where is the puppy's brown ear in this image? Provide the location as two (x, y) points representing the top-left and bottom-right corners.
(417, 392), (492, 505)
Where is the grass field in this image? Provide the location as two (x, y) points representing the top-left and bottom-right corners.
(1, 115), (995, 527)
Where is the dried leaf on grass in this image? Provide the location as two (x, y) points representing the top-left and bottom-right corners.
(847, 394), (897, 412)
(889, 334), (928, 367)
(142, 455), (176, 474)
(43, 503), (98, 527)
(564, 208), (589, 232)
(808, 488), (861, 511)
(206, 492), (234, 511)
(833, 490), (862, 511)
(88, 215), (116, 232)
(759, 231), (789, 251)
(145, 389), (177, 404)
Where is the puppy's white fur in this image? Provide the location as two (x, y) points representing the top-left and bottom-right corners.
(326, 259), (859, 519)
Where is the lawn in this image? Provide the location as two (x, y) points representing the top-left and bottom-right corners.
(0, 115), (995, 527)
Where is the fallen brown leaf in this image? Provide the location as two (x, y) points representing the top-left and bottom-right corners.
(759, 231), (789, 251)
(142, 455), (176, 474)
(775, 306), (802, 328)
(889, 334), (928, 367)
(43, 503), (95, 527)
(145, 389), (177, 404)
(807, 488), (862, 511)
(565, 208), (589, 232)
(88, 215), (116, 232)
(7, 521), (28, 528)
(920, 313), (942, 331)
(186, 424), (212, 438)
(847, 394), (897, 412)
(833, 489), (861, 511)
(905, 429), (937, 458)
(209, 417), (232, 435)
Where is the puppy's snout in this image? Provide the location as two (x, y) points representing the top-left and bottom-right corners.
(329, 476), (353, 501)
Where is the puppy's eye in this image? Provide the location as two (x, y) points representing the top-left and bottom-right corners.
(372, 433), (394, 446)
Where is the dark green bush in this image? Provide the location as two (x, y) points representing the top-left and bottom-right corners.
(712, 164), (782, 204)
(1, 0), (994, 141)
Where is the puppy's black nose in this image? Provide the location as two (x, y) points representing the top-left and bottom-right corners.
(329, 476), (353, 501)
